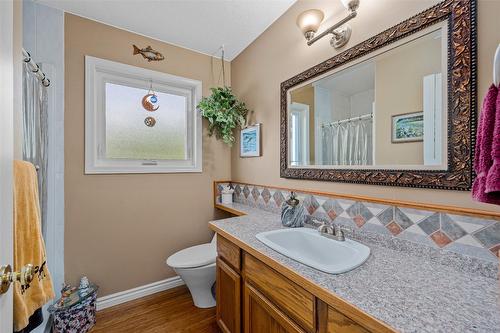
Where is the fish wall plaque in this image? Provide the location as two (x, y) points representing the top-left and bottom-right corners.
(133, 45), (165, 62)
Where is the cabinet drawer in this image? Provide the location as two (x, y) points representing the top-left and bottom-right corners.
(326, 306), (370, 333)
(244, 282), (306, 333)
(243, 254), (315, 332)
(217, 235), (241, 271)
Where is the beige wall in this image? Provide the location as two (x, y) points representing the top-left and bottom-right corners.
(231, 0), (500, 214)
(374, 34), (442, 165)
(65, 14), (232, 296)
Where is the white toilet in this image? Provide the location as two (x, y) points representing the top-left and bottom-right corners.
(166, 235), (217, 308)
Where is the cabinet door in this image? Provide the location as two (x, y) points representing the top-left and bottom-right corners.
(216, 257), (241, 333)
(244, 282), (306, 333)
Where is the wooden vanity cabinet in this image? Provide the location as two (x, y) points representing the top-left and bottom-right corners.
(216, 234), (383, 333)
(216, 235), (241, 333)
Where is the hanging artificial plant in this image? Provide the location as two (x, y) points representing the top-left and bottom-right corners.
(197, 47), (249, 146)
(198, 86), (249, 146)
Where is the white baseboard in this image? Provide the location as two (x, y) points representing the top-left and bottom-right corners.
(96, 276), (184, 311)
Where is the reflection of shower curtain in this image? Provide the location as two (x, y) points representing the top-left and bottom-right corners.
(22, 62), (48, 236)
(321, 118), (373, 165)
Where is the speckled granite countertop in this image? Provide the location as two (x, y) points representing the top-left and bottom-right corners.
(210, 203), (500, 333)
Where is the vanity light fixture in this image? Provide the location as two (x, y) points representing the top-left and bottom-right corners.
(296, 0), (360, 48)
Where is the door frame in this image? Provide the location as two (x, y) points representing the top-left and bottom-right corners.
(289, 102), (310, 166)
(0, 0), (15, 330)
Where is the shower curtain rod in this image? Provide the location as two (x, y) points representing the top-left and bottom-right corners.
(22, 48), (50, 87)
(322, 113), (372, 127)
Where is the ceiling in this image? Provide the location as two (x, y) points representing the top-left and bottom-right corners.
(36, 0), (296, 60)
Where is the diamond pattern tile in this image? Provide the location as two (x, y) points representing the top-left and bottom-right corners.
(273, 190), (285, 207)
(473, 222), (500, 249)
(345, 202), (359, 218)
(353, 215), (366, 228)
(386, 221), (403, 235)
(376, 207), (394, 226)
(490, 244), (500, 258)
(440, 214), (467, 241)
(430, 230), (452, 248)
(418, 213), (440, 235)
(394, 208), (413, 230)
(234, 184), (241, 196)
(358, 203), (374, 221)
(327, 209), (338, 220)
(243, 185), (250, 198)
(418, 213), (469, 247)
(261, 188), (271, 203)
(251, 187), (260, 201)
(304, 195), (319, 215)
(322, 199), (343, 219)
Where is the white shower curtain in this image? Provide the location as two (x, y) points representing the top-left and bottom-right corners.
(22, 62), (48, 236)
(321, 118), (373, 166)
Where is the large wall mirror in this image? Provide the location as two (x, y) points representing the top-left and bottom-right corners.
(280, 0), (476, 190)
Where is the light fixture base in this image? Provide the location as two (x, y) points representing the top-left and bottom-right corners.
(304, 31), (315, 42)
(330, 25), (352, 49)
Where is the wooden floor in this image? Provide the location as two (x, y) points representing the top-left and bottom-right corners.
(91, 286), (221, 333)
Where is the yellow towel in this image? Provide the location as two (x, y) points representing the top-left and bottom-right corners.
(13, 160), (55, 332)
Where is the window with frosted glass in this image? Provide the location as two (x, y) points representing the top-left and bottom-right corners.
(105, 82), (187, 160)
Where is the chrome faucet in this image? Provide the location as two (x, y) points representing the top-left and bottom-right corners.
(314, 219), (345, 241)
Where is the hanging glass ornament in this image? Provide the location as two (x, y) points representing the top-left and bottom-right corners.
(142, 80), (159, 112)
(144, 116), (156, 127)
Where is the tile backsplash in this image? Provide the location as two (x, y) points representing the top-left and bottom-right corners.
(217, 182), (500, 262)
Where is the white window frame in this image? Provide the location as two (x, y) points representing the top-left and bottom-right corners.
(85, 56), (202, 174)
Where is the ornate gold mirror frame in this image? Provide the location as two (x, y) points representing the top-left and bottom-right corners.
(280, 0), (477, 190)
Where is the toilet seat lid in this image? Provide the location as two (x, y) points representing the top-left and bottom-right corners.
(166, 243), (216, 268)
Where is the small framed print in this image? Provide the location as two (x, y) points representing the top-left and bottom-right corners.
(391, 112), (424, 143)
(240, 124), (261, 157)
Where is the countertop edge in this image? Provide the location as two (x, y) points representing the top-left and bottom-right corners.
(215, 203), (246, 216)
(209, 217), (397, 333)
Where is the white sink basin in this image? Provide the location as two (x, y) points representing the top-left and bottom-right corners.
(256, 228), (370, 274)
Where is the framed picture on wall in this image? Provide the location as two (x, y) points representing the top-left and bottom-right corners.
(391, 112), (424, 143)
(240, 124), (261, 157)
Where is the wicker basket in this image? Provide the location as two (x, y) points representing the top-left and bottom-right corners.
(49, 287), (98, 333)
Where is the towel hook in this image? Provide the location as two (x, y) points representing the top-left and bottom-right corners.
(494, 43), (500, 87)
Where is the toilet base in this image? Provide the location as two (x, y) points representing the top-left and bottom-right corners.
(174, 263), (216, 308)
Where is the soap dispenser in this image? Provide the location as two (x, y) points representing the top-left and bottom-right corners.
(281, 192), (307, 228)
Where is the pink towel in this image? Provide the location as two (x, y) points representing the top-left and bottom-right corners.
(472, 84), (500, 204)
(485, 84), (500, 196)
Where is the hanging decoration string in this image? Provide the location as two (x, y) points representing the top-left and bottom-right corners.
(221, 46), (226, 87)
(213, 45), (226, 87)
